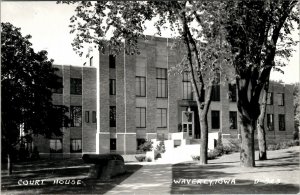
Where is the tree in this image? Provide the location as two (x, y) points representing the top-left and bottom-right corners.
(223, 0), (299, 167)
(62, 1), (232, 164)
(294, 83), (300, 140)
(1, 22), (69, 174)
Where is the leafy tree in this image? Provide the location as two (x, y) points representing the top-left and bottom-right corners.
(62, 1), (233, 164)
(1, 22), (69, 174)
(223, 0), (299, 167)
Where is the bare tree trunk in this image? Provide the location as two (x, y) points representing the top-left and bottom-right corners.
(199, 113), (208, 164)
(257, 83), (269, 160)
(240, 117), (255, 167)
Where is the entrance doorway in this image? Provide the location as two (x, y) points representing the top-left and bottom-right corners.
(182, 109), (194, 138)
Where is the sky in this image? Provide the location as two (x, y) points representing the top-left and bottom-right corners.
(1, 1), (299, 84)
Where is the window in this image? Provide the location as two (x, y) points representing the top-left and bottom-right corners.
(85, 111), (89, 123)
(52, 77), (63, 94)
(109, 55), (116, 68)
(70, 78), (82, 95)
(137, 138), (146, 150)
(53, 105), (67, 127)
(211, 110), (220, 129)
(279, 114), (285, 131)
(70, 139), (82, 153)
(156, 68), (168, 98)
(229, 111), (237, 129)
(90, 56), (93, 67)
(228, 84), (237, 102)
(109, 79), (116, 95)
(136, 107), (146, 128)
(211, 85), (220, 101)
(156, 108), (167, 128)
(277, 93), (284, 106)
(92, 111), (97, 123)
(110, 106), (116, 127)
(267, 92), (273, 105)
(267, 114), (274, 131)
(70, 106), (82, 127)
(110, 138), (116, 150)
(182, 72), (193, 100)
(50, 139), (62, 153)
(136, 76), (146, 97)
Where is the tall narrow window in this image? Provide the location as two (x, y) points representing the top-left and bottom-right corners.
(267, 114), (274, 131)
(279, 114), (285, 131)
(92, 111), (97, 123)
(182, 72), (193, 100)
(70, 78), (82, 95)
(277, 93), (284, 106)
(85, 111), (89, 123)
(52, 77), (63, 94)
(156, 108), (167, 128)
(156, 68), (168, 98)
(109, 55), (116, 68)
(50, 139), (62, 153)
(229, 111), (237, 129)
(211, 110), (220, 129)
(228, 84), (237, 102)
(267, 92), (273, 105)
(109, 79), (116, 95)
(136, 107), (146, 128)
(70, 106), (82, 127)
(110, 106), (116, 127)
(70, 139), (82, 153)
(211, 85), (220, 101)
(136, 76), (146, 97)
(110, 138), (116, 150)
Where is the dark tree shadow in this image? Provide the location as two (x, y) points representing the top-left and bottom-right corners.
(1, 159), (142, 194)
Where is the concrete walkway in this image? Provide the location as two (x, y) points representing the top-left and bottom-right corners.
(106, 146), (300, 194)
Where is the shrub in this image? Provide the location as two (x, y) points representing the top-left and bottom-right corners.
(191, 155), (200, 161)
(135, 154), (146, 162)
(156, 141), (166, 154)
(207, 151), (218, 160)
(223, 145), (233, 154)
(138, 140), (153, 153)
(146, 157), (152, 162)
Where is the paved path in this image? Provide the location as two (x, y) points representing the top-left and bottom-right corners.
(106, 146), (300, 194)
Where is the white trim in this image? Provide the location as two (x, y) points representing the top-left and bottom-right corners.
(116, 132), (136, 134)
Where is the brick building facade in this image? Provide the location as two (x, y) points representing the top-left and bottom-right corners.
(33, 37), (294, 157)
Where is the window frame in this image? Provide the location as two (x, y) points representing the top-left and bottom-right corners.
(109, 79), (116, 95)
(136, 107), (146, 128)
(211, 110), (220, 129)
(49, 139), (63, 153)
(157, 108), (167, 128)
(267, 92), (273, 105)
(70, 106), (82, 127)
(156, 68), (168, 98)
(52, 76), (63, 94)
(70, 78), (82, 95)
(228, 84), (237, 102)
(229, 111), (237, 129)
(182, 72), (193, 100)
(136, 76), (146, 97)
(267, 114), (274, 131)
(278, 114), (285, 131)
(109, 55), (116, 68)
(110, 106), (116, 127)
(70, 139), (82, 153)
(277, 93), (285, 106)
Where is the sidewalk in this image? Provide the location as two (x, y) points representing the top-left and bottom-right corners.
(106, 146), (299, 194)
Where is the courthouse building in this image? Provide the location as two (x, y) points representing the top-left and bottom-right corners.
(33, 37), (294, 157)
